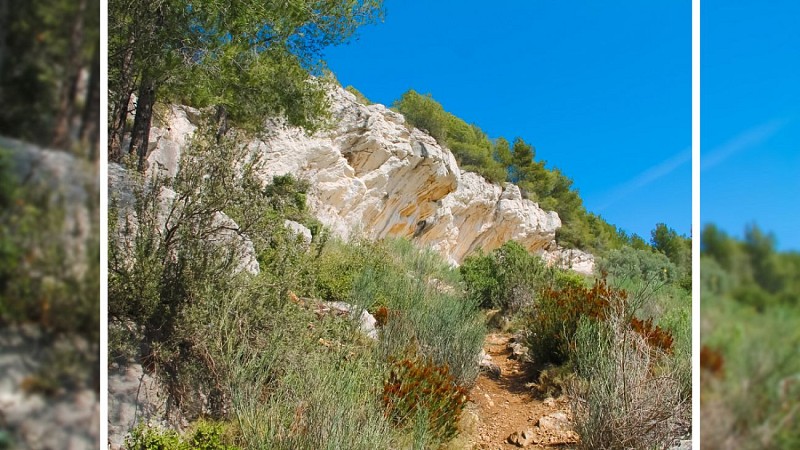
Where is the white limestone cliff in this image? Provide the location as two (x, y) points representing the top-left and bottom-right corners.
(142, 87), (594, 274)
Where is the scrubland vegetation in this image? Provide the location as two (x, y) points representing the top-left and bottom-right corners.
(701, 224), (800, 449)
(111, 120), (691, 449)
(107, 2), (690, 447)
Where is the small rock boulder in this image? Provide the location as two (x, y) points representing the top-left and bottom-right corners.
(322, 301), (378, 340)
(507, 429), (537, 447)
(478, 349), (501, 379)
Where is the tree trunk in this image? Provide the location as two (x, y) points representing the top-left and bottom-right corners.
(130, 77), (156, 173)
(0, 0), (7, 80)
(215, 105), (229, 142)
(108, 35), (137, 162)
(80, 44), (100, 161)
(51, 0), (88, 150)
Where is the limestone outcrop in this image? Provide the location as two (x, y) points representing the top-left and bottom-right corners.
(142, 87), (594, 274)
(109, 163), (260, 275)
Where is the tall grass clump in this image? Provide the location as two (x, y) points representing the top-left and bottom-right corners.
(563, 278), (690, 450)
(349, 255), (484, 387)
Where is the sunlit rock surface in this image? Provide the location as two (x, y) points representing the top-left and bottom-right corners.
(144, 87), (594, 273)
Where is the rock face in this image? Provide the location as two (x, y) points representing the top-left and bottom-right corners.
(109, 163), (260, 275)
(0, 326), (99, 450)
(108, 360), (179, 450)
(0, 139), (99, 449)
(0, 136), (97, 277)
(143, 87), (594, 273)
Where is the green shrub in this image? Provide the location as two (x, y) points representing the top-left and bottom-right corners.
(460, 241), (553, 312)
(598, 245), (679, 283)
(526, 279), (621, 366)
(313, 238), (390, 302)
(125, 421), (238, 450)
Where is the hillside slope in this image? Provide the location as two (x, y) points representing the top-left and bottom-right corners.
(140, 86), (594, 274)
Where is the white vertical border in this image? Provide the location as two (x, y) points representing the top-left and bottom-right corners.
(100, 0), (109, 445)
(692, 0), (700, 447)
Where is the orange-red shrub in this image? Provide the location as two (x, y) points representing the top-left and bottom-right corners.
(630, 317), (674, 354)
(382, 356), (469, 441)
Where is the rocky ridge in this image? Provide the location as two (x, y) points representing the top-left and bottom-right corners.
(143, 86), (594, 273)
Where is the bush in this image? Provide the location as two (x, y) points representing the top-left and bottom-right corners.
(569, 312), (688, 449)
(598, 245), (679, 283)
(461, 241), (554, 312)
(313, 238), (390, 302)
(383, 356), (469, 443)
(526, 279), (621, 366)
(125, 421), (239, 450)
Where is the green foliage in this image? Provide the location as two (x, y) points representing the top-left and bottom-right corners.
(509, 137), (535, 184)
(598, 245), (679, 283)
(125, 421), (238, 450)
(0, 150), (19, 297)
(651, 223), (691, 272)
(382, 356), (469, 443)
(460, 241), (556, 312)
(493, 137), (512, 168)
(313, 239), (389, 302)
(393, 90), (507, 183)
(345, 85), (372, 105)
(0, 0), (99, 151)
(393, 90), (449, 143)
(0, 149), (99, 342)
(701, 223), (800, 448)
(109, 0), (384, 169)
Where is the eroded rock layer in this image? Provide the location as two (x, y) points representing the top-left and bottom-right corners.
(143, 87), (594, 273)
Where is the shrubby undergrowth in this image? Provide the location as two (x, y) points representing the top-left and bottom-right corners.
(109, 123), (483, 449)
(459, 238), (691, 448)
(110, 115), (691, 449)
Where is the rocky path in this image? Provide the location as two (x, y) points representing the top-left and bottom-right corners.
(469, 333), (578, 449)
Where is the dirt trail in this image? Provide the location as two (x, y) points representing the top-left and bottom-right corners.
(469, 333), (577, 449)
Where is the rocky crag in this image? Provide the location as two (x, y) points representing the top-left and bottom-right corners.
(141, 86), (594, 274)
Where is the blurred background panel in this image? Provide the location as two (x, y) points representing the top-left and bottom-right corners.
(701, 1), (800, 448)
(0, 0), (100, 160)
(0, 0), (99, 447)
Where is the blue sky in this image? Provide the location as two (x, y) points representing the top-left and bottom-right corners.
(323, 1), (691, 241)
(702, 1), (800, 251)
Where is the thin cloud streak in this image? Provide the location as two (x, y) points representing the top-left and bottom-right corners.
(701, 118), (789, 171)
(596, 149), (691, 212)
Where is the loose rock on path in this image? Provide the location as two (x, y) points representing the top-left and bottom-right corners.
(470, 333), (578, 449)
